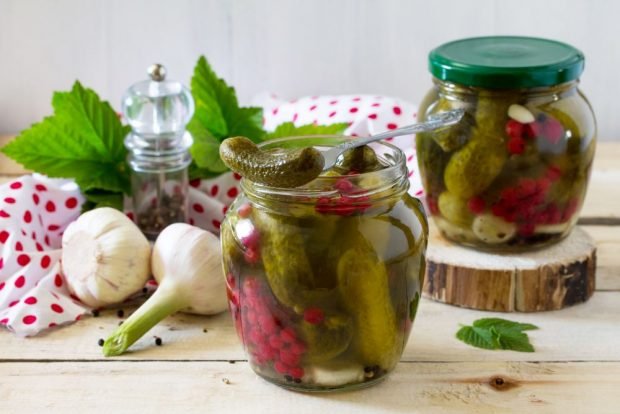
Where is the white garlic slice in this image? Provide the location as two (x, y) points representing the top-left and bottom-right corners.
(472, 214), (517, 244)
(534, 222), (571, 235)
(508, 104), (535, 124)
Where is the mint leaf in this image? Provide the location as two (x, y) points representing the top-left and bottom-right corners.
(456, 325), (498, 350)
(2, 81), (131, 195)
(456, 318), (538, 352)
(265, 122), (349, 140)
(497, 330), (535, 353)
(473, 318), (538, 332)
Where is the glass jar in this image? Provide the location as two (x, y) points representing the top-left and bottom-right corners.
(122, 64), (194, 240)
(416, 37), (596, 250)
(220, 136), (428, 392)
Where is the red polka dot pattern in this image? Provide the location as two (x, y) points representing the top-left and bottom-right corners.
(15, 275), (26, 288)
(0, 175), (86, 333)
(25, 296), (38, 305)
(227, 187), (238, 198)
(23, 315), (37, 325)
(65, 197), (78, 209)
(17, 254), (31, 266)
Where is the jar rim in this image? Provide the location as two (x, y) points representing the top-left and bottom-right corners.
(241, 135), (408, 201)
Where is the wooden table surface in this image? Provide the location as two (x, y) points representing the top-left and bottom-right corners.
(1, 137), (619, 413)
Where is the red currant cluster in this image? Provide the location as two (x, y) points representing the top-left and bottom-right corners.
(487, 166), (578, 236)
(505, 115), (564, 155)
(315, 178), (371, 216)
(238, 277), (308, 382)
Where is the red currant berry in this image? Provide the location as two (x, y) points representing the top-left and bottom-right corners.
(505, 119), (524, 139)
(237, 203), (252, 218)
(303, 307), (325, 325)
(507, 137), (526, 155)
(523, 122), (542, 139)
(467, 196), (486, 214)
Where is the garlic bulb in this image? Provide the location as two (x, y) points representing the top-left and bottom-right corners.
(151, 223), (227, 315)
(103, 223), (227, 356)
(61, 207), (151, 308)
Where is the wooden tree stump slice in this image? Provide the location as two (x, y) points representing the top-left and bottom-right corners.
(423, 225), (596, 312)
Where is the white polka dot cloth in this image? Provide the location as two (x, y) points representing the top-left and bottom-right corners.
(0, 93), (422, 336)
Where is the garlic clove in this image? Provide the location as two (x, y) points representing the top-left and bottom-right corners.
(61, 207), (151, 308)
(472, 214), (517, 244)
(508, 104), (535, 124)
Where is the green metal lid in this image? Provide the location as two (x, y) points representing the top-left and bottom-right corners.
(429, 36), (585, 89)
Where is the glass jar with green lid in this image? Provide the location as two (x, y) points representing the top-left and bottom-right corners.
(416, 36), (596, 250)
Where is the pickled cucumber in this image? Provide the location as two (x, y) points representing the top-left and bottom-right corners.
(421, 96), (473, 152)
(253, 208), (336, 310)
(437, 191), (474, 227)
(334, 145), (383, 173)
(220, 136), (324, 188)
(337, 238), (399, 369)
(301, 314), (353, 363)
(473, 92), (519, 137)
(444, 137), (507, 198)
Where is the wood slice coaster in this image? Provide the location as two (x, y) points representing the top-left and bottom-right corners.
(423, 225), (596, 312)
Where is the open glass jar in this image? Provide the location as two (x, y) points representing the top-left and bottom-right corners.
(220, 136), (428, 392)
(416, 37), (596, 250)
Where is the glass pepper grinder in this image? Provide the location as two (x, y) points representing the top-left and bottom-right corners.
(122, 63), (194, 240)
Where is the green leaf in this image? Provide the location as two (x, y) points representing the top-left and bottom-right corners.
(264, 122), (349, 140)
(497, 330), (535, 353)
(456, 325), (497, 350)
(188, 118), (228, 174)
(473, 318), (539, 332)
(80, 189), (124, 213)
(188, 162), (225, 181)
(456, 318), (538, 352)
(2, 81), (131, 195)
(188, 56), (264, 144)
